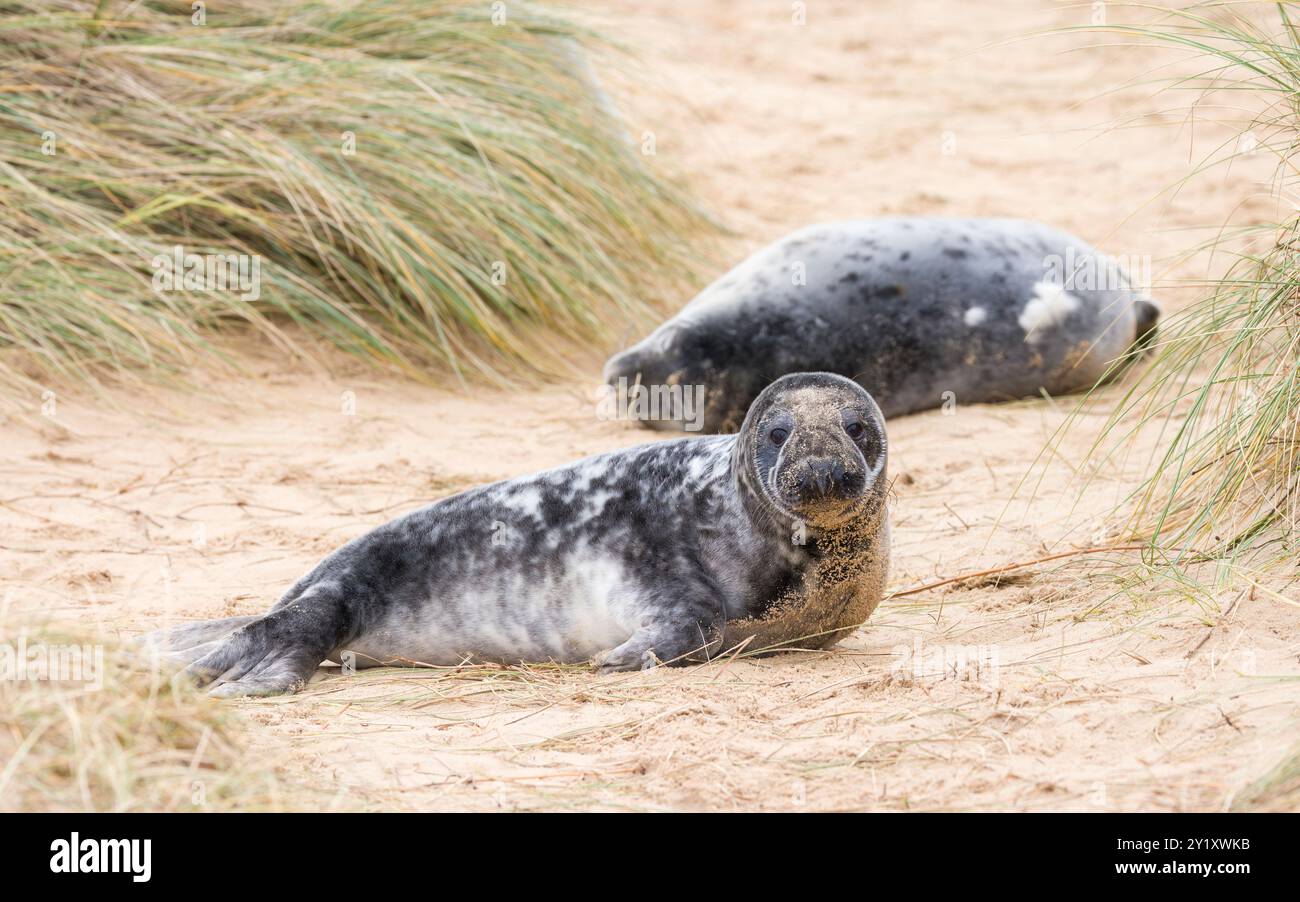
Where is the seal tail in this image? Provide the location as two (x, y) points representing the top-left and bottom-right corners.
(1132, 297), (1160, 353)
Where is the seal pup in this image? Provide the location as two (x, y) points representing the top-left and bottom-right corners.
(144, 373), (891, 697)
(603, 217), (1161, 433)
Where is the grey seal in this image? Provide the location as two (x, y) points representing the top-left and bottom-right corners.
(144, 372), (891, 697)
(603, 217), (1160, 432)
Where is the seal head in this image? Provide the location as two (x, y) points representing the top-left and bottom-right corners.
(735, 372), (887, 530)
(714, 372), (891, 656)
(603, 314), (761, 433)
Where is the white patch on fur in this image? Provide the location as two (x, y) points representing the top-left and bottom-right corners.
(963, 306), (987, 326)
(566, 459), (604, 496)
(354, 549), (638, 666)
(507, 486), (543, 518)
(582, 489), (615, 518)
(558, 552), (638, 654)
(709, 449), (731, 481)
(1018, 281), (1079, 342)
(687, 455), (711, 481)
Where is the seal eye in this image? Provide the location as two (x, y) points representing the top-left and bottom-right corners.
(845, 422), (865, 439)
(769, 427), (789, 446)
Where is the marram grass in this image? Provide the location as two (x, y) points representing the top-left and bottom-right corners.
(1062, 3), (1300, 575)
(1233, 735), (1300, 810)
(0, 618), (311, 811)
(0, 0), (715, 396)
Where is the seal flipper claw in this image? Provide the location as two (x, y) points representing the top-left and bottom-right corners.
(208, 674), (308, 699)
(595, 640), (658, 674)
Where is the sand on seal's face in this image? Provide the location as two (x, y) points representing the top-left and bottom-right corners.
(4, 0), (1299, 811)
(720, 377), (890, 656)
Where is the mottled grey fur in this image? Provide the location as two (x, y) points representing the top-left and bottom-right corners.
(143, 373), (891, 697)
(605, 217), (1161, 433)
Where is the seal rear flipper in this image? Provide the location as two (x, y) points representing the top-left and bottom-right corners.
(1132, 297), (1161, 353)
(183, 587), (353, 697)
(183, 615), (325, 698)
(137, 614), (262, 654)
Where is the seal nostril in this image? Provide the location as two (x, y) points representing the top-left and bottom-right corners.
(798, 471), (813, 495)
(803, 460), (840, 497)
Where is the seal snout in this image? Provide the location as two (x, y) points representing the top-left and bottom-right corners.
(1132, 297), (1161, 354)
(793, 457), (862, 504)
(602, 347), (641, 385)
(604, 322), (688, 388)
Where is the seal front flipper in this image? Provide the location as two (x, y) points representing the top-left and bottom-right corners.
(595, 621), (721, 673)
(595, 589), (724, 673)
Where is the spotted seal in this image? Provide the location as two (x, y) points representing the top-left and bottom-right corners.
(144, 372), (890, 697)
(604, 217), (1160, 432)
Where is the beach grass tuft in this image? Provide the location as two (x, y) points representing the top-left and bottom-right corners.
(0, 0), (715, 397)
(0, 618), (313, 811)
(1057, 3), (1300, 578)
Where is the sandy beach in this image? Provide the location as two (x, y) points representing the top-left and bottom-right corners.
(4, 0), (1298, 810)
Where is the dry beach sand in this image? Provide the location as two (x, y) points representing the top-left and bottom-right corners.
(3, 0), (1299, 810)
